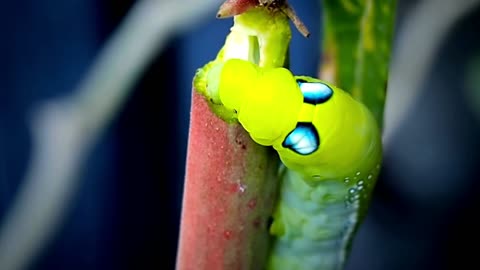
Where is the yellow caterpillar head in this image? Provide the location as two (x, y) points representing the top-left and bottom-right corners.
(208, 59), (380, 179)
(212, 59), (303, 145)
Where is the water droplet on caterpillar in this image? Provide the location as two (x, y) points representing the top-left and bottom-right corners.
(344, 177), (350, 184)
(357, 181), (364, 191)
(368, 174), (373, 180)
(348, 196), (357, 204)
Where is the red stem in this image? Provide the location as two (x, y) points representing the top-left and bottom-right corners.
(176, 90), (279, 270)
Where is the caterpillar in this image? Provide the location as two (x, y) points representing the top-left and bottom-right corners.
(208, 59), (382, 270)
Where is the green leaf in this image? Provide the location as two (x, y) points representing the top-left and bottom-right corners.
(320, 0), (397, 128)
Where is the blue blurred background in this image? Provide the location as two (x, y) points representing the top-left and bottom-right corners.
(0, 0), (479, 269)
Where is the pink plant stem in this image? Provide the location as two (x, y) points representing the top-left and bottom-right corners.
(176, 90), (279, 270)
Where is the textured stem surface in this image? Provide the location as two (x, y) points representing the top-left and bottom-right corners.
(176, 91), (279, 270)
(177, 5), (292, 269)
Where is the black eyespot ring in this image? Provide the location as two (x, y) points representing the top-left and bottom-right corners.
(282, 122), (319, 155)
(296, 79), (334, 105)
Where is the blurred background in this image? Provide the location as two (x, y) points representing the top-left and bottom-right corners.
(0, 0), (479, 269)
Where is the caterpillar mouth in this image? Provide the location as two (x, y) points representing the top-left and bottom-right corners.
(195, 7), (291, 120)
(249, 36), (260, 65)
(221, 28), (260, 66)
(220, 7), (291, 68)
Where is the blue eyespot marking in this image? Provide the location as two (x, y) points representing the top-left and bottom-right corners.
(297, 79), (333, 104)
(282, 122), (319, 155)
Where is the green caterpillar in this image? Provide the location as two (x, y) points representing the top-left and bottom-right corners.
(208, 59), (382, 270)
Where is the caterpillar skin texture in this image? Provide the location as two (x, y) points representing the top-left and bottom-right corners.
(210, 59), (382, 270)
